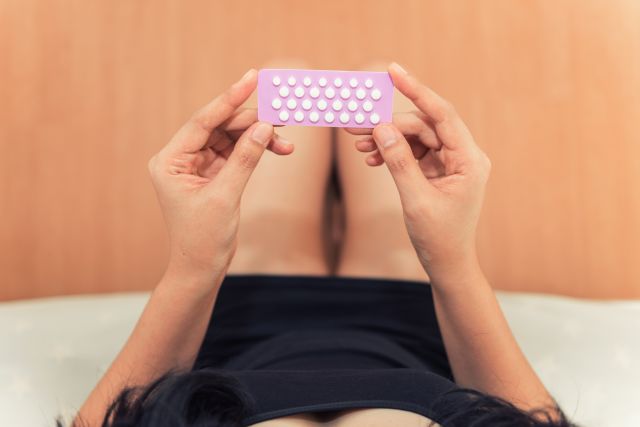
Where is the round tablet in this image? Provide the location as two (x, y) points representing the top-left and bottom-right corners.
(362, 100), (373, 112)
(333, 77), (343, 87)
(325, 88), (336, 99)
(339, 112), (350, 124)
(279, 110), (289, 121)
(294, 111), (304, 122)
(287, 76), (296, 86)
(349, 78), (358, 88)
(332, 100), (343, 111)
(324, 112), (335, 123)
(371, 88), (382, 100)
(340, 88), (351, 99)
(365, 78), (373, 88)
(369, 113), (380, 124)
(271, 98), (282, 109)
(272, 76), (281, 86)
(309, 111), (320, 123)
(279, 86), (290, 97)
(294, 87), (305, 98)
(286, 99), (297, 109)
(303, 76), (312, 86)
(319, 77), (327, 87)
(317, 99), (328, 111)
(301, 99), (312, 110)
(356, 88), (366, 100)
(354, 113), (365, 124)
(347, 100), (358, 112)
(309, 87), (320, 98)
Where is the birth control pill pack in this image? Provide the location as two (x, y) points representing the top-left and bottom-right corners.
(257, 69), (393, 128)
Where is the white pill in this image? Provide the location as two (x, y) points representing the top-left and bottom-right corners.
(279, 86), (290, 97)
(347, 100), (358, 111)
(324, 112), (335, 123)
(349, 78), (358, 88)
(272, 98), (282, 109)
(303, 76), (312, 86)
(288, 76), (296, 86)
(370, 113), (380, 124)
(319, 77), (327, 87)
(365, 78), (373, 88)
(309, 111), (320, 122)
(294, 111), (304, 122)
(340, 88), (351, 99)
(286, 99), (297, 109)
(334, 77), (343, 87)
(356, 88), (366, 100)
(302, 99), (312, 110)
(332, 100), (343, 111)
(325, 88), (336, 99)
(363, 100), (373, 112)
(317, 99), (328, 111)
(371, 88), (382, 100)
(279, 110), (289, 121)
(339, 112), (350, 124)
(294, 87), (305, 98)
(354, 113), (365, 124)
(310, 87), (320, 98)
(272, 76), (281, 86)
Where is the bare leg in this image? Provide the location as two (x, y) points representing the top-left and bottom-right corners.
(227, 59), (333, 276)
(334, 63), (430, 282)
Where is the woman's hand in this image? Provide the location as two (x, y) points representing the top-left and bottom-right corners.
(148, 69), (293, 286)
(351, 63), (491, 280)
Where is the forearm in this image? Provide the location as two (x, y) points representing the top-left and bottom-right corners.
(75, 267), (224, 426)
(428, 258), (555, 411)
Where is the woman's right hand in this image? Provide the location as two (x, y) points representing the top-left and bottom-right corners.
(351, 63), (491, 281)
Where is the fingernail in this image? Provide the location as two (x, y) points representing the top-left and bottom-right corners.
(377, 125), (397, 148)
(239, 69), (255, 83)
(251, 122), (272, 145)
(391, 62), (408, 75)
(276, 134), (292, 146)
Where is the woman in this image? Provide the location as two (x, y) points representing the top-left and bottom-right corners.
(70, 62), (574, 426)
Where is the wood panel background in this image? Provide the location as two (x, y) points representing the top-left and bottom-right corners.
(1, 0), (639, 301)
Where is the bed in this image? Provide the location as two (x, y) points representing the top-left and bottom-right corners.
(1, 291), (638, 427)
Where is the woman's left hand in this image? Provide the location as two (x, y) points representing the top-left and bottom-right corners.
(148, 69), (293, 285)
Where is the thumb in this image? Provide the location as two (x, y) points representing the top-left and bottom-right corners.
(214, 121), (273, 196)
(372, 124), (432, 201)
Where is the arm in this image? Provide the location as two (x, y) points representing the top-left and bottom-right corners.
(75, 69), (293, 426)
(355, 63), (556, 413)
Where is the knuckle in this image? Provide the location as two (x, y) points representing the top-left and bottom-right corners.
(236, 147), (259, 170)
(385, 153), (411, 174)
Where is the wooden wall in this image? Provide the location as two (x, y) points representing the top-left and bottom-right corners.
(1, 0), (639, 300)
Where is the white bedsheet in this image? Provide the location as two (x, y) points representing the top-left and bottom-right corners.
(0, 291), (638, 427)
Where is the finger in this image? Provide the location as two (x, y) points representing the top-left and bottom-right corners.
(220, 108), (258, 132)
(355, 138), (376, 152)
(167, 69), (258, 154)
(365, 150), (384, 166)
(345, 127), (373, 135)
(214, 121), (274, 196)
(267, 133), (295, 156)
(388, 63), (474, 151)
(372, 123), (434, 201)
(392, 112), (441, 150)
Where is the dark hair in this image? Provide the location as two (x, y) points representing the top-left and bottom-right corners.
(62, 370), (576, 427)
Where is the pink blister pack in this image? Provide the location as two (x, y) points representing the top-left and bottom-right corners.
(257, 69), (393, 128)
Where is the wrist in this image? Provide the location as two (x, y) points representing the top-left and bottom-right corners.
(162, 255), (227, 296)
(420, 249), (486, 292)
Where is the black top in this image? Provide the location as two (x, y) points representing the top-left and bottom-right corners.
(194, 275), (461, 425)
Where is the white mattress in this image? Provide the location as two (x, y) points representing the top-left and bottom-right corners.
(1, 291), (639, 427)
